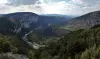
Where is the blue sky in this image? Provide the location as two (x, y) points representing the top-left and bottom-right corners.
(0, 0), (100, 15)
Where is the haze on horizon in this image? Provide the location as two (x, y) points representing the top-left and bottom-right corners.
(0, 0), (100, 16)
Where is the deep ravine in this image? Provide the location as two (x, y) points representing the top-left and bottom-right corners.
(22, 30), (45, 49)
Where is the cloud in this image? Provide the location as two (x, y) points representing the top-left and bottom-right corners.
(71, 0), (83, 4)
(0, 0), (8, 5)
(0, 0), (43, 14)
(70, 0), (100, 7)
(0, 0), (100, 15)
(0, 5), (43, 14)
(7, 0), (39, 5)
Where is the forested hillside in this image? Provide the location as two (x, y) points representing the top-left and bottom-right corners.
(0, 24), (100, 59)
(27, 24), (100, 59)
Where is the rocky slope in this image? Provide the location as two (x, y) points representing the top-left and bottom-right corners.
(62, 11), (100, 30)
(0, 52), (29, 59)
(0, 12), (71, 50)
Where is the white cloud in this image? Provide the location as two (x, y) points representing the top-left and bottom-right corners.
(71, 0), (83, 4)
(0, 5), (43, 14)
(0, 0), (8, 4)
(0, 0), (100, 15)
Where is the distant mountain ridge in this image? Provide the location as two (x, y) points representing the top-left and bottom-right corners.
(0, 12), (71, 36)
(61, 10), (100, 30)
(2, 12), (71, 28)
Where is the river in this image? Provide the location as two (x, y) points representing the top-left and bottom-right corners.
(22, 31), (45, 49)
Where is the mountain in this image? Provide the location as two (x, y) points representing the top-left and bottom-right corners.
(36, 25), (100, 59)
(1, 11), (100, 59)
(0, 12), (71, 47)
(3, 12), (71, 29)
(0, 12), (71, 36)
(0, 14), (5, 17)
(61, 11), (100, 30)
(1, 23), (100, 59)
(4, 12), (39, 28)
(37, 14), (71, 28)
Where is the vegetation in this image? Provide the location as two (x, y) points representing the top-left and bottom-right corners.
(26, 25), (100, 59)
(0, 34), (34, 59)
(0, 16), (100, 59)
(1, 24), (100, 59)
(27, 31), (45, 44)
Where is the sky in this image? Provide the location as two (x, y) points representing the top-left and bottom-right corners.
(0, 0), (100, 15)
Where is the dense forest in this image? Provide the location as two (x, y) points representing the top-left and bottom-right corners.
(27, 24), (100, 59)
(0, 24), (100, 59)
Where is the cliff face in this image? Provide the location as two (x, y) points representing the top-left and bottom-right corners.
(0, 12), (71, 36)
(3, 12), (71, 29)
(4, 12), (39, 28)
